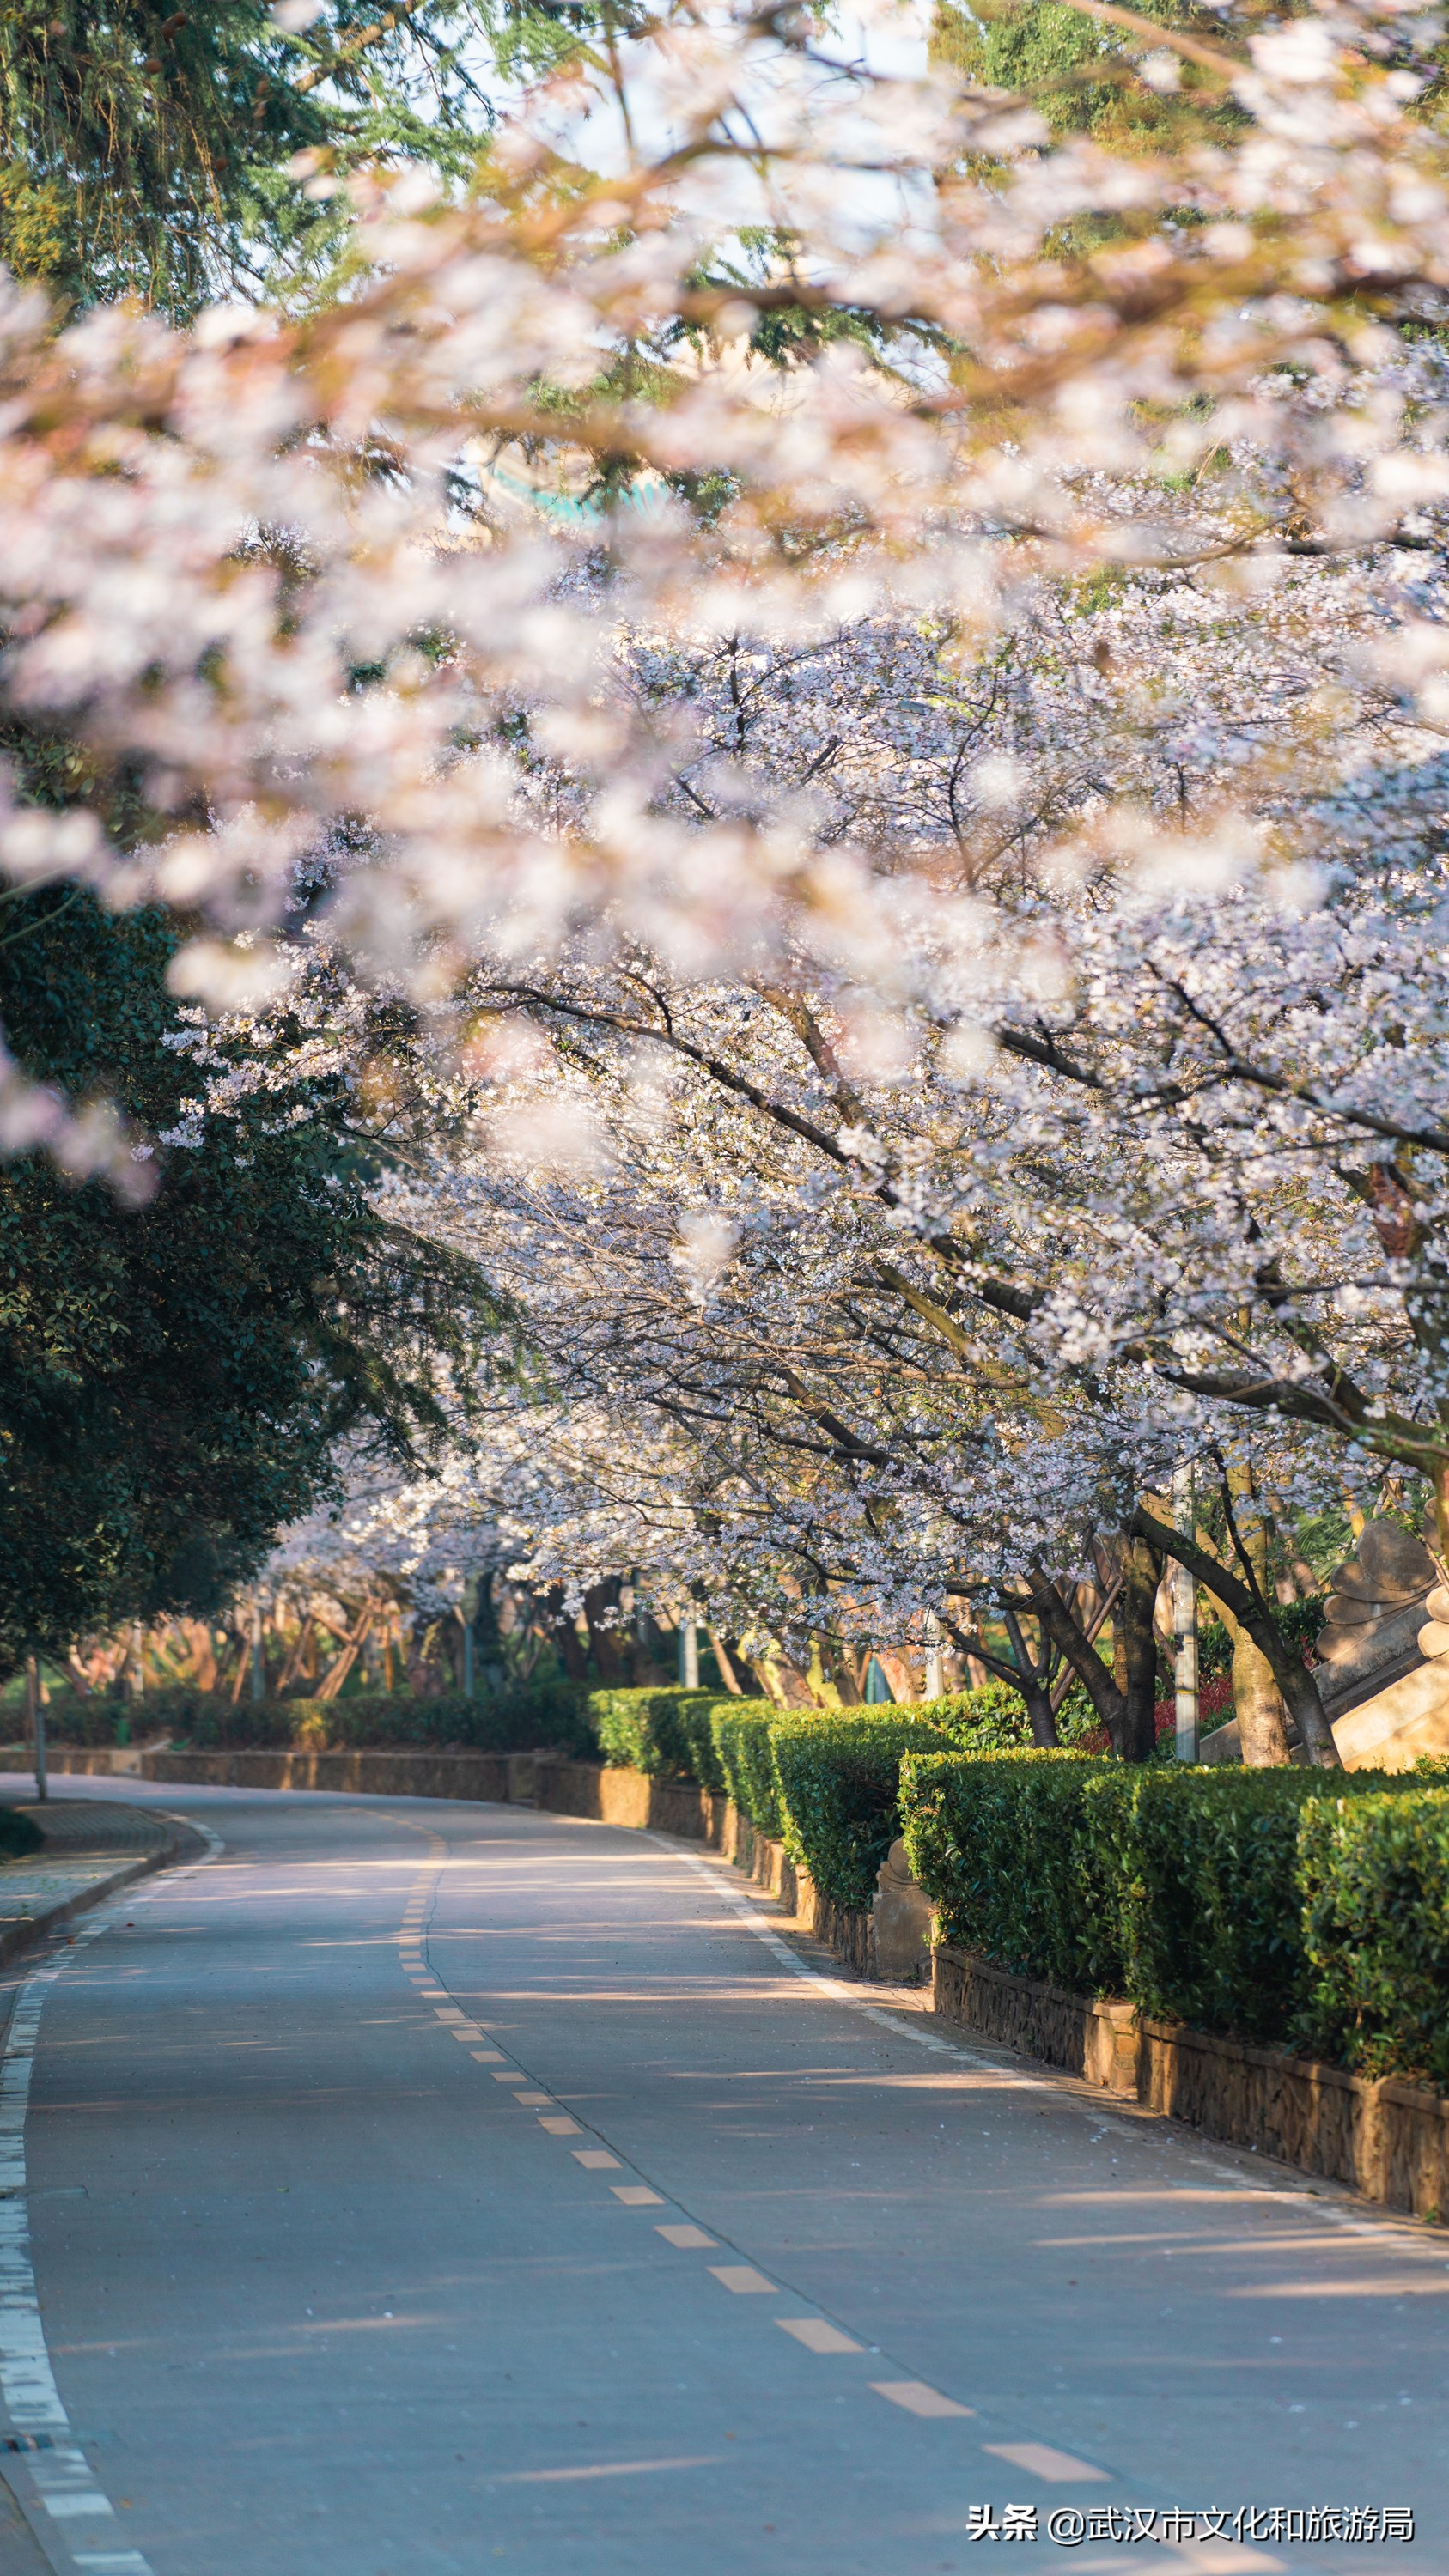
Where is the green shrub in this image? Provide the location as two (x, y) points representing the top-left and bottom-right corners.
(912, 1681), (1099, 1753)
(901, 1748), (1115, 1990)
(901, 1751), (1419, 2059)
(588, 1686), (703, 1776)
(144, 1682), (593, 1757)
(1296, 1788), (1449, 2083)
(710, 1699), (786, 1836)
(771, 1711), (954, 1911)
(0, 1803), (42, 1860)
(912, 1682), (1032, 1748)
(1079, 1766), (1378, 2042)
(676, 1692), (728, 1794)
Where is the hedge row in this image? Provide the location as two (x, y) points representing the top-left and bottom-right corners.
(900, 1750), (1449, 2083)
(771, 1713), (967, 1910)
(186, 1685), (594, 1757)
(590, 1684), (1024, 1909)
(21, 1682), (594, 1758)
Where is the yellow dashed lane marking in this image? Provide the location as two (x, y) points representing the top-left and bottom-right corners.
(513, 2091), (551, 2106)
(539, 2116), (581, 2135)
(871, 2382), (974, 2420)
(574, 2150), (621, 2170)
(612, 2186), (663, 2206)
(708, 2265), (776, 2295)
(657, 2224), (715, 2250)
(982, 2442), (1107, 2483)
(776, 2318), (862, 2354)
(472, 2050), (505, 2063)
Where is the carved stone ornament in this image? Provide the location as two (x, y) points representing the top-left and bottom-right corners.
(872, 1838), (934, 1984)
(1315, 1519), (1440, 1721)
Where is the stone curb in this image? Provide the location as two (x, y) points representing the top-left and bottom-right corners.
(0, 1816), (203, 1973)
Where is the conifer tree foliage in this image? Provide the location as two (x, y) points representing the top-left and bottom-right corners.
(0, 0), (504, 317)
(0, 886), (488, 1680)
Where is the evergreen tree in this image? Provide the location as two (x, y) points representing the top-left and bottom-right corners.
(0, 0), (514, 318)
(0, 884), (489, 1678)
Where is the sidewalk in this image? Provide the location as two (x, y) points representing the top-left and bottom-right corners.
(0, 1796), (196, 1968)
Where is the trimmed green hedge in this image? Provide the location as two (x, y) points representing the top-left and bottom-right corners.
(677, 1693), (728, 1794)
(710, 1700), (787, 1837)
(589, 1686), (707, 1776)
(1297, 1788), (1449, 2083)
(53, 1683), (594, 1757)
(900, 1751), (1445, 2073)
(771, 1712), (959, 1911)
(15, 1680), (588, 1753)
(901, 1749), (1115, 1990)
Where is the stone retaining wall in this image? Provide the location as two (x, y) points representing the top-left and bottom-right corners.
(935, 1944), (1449, 2220)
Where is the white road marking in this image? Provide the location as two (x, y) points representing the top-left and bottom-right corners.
(646, 1838), (1042, 2087)
(0, 1814), (224, 2576)
(485, 2457), (723, 2485)
(646, 1832), (1441, 2266)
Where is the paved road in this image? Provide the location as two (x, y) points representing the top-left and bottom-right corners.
(0, 1777), (1445, 2576)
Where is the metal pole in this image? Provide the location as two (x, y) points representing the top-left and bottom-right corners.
(679, 1620), (699, 1689)
(923, 1611), (942, 1700)
(27, 1655), (46, 1802)
(462, 1617), (475, 1699)
(1172, 1462), (1199, 1762)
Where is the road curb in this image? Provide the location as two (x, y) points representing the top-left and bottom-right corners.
(0, 1816), (204, 1973)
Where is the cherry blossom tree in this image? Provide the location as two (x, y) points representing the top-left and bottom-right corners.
(7, 0), (1449, 1759)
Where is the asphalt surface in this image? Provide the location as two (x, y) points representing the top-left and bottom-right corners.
(0, 1776), (1445, 2576)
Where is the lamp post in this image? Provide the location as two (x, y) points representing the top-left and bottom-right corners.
(1173, 1462), (1199, 1763)
(26, 1653), (46, 1803)
(924, 1611), (943, 1700)
(460, 1586), (477, 1699)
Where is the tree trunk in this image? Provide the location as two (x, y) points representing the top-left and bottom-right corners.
(1233, 1628), (1293, 1766)
(1226, 1466), (1294, 1765)
(1024, 1572), (1130, 1754)
(999, 1603), (1060, 1747)
(582, 1580), (631, 1685)
(1117, 1531), (1162, 1764)
(1131, 1504), (1341, 1768)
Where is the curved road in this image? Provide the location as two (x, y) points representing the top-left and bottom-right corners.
(0, 1779), (1444, 2576)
